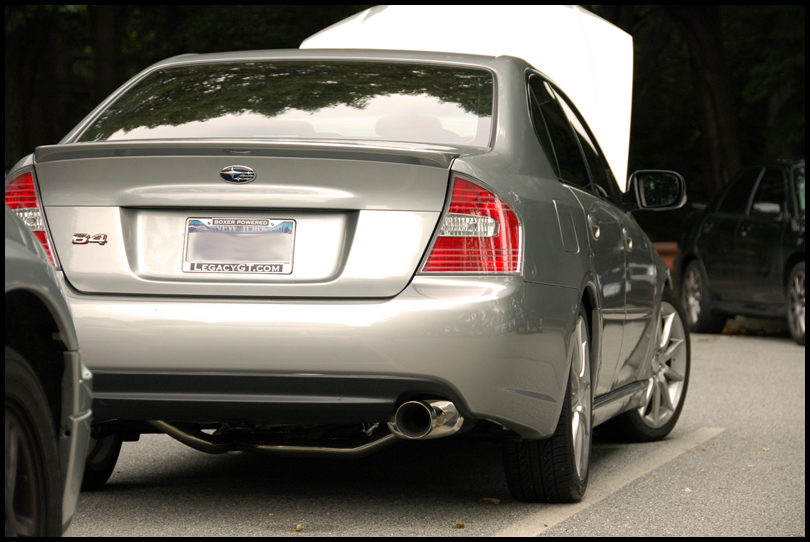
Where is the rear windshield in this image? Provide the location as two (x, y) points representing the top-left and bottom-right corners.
(78, 62), (494, 147)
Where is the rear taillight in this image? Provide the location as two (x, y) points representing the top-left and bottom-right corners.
(421, 176), (521, 274)
(5, 171), (56, 265)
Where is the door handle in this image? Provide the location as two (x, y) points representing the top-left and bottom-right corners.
(623, 228), (633, 252)
(588, 215), (601, 240)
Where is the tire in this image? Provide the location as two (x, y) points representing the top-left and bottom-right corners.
(599, 288), (690, 442)
(5, 346), (62, 537)
(681, 260), (727, 334)
(502, 307), (592, 503)
(81, 433), (123, 491)
(787, 262), (805, 346)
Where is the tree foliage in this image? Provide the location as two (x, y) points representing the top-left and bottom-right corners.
(589, 5), (804, 240)
(5, 5), (372, 165)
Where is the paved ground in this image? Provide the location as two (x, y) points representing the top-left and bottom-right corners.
(66, 330), (805, 537)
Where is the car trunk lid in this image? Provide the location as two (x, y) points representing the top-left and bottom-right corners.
(35, 140), (457, 298)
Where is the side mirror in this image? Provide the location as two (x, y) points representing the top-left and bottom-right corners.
(626, 170), (687, 211)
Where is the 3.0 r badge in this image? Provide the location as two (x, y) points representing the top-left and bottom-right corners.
(72, 233), (108, 245)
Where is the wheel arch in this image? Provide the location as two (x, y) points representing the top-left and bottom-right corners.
(580, 282), (599, 389)
(5, 288), (67, 438)
(783, 251), (805, 292)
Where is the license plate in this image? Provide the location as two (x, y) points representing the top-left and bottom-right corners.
(182, 218), (295, 274)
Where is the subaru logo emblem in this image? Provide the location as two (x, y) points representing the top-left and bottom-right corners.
(220, 165), (256, 184)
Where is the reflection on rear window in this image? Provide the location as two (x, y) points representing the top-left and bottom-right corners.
(795, 166), (805, 217)
(79, 62), (494, 147)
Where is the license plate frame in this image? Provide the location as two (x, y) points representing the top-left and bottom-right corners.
(182, 217), (296, 274)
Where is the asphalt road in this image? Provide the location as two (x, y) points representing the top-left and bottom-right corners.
(66, 330), (805, 537)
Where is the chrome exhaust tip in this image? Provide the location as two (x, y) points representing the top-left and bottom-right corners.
(387, 399), (464, 440)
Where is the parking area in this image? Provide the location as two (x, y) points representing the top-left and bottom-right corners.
(66, 330), (805, 537)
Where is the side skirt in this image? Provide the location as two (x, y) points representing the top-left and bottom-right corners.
(592, 381), (646, 428)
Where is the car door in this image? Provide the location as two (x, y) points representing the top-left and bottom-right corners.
(550, 85), (655, 391)
(528, 75), (626, 397)
(698, 167), (763, 301)
(734, 166), (789, 307)
(616, 212), (658, 385)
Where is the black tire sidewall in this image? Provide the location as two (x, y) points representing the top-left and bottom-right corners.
(502, 305), (591, 503)
(81, 433), (123, 491)
(5, 346), (62, 537)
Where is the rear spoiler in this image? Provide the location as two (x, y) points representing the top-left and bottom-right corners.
(35, 140), (463, 169)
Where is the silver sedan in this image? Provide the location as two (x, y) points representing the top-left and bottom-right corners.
(4, 49), (689, 503)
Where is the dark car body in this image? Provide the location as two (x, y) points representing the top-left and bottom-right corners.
(675, 161), (805, 342)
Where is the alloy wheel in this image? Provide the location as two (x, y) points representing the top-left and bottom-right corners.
(570, 315), (592, 480)
(789, 269), (805, 338)
(638, 301), (688, 429)
(683, 266), (702, 326)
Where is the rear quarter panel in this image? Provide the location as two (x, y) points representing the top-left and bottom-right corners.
(452, 58), (590, 292)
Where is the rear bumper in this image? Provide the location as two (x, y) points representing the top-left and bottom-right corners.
(91, 371), (469, 425)
(61, 275), (580, 439)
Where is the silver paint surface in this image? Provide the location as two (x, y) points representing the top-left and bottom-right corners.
(60, 274), (579, 439)
(13, 49), (674, 441)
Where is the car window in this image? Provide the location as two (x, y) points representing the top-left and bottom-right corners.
(527, 77), (590, 190)
(794, 165), (805, 218)
(78, 62), (494, 147)
(717, 168), (762, 215)
(749, 167), (786, 218)
(551, 87), (613, 199)
(527, 83), (560, 178)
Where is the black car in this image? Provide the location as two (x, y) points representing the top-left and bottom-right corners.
(675, 160), (805, 344)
